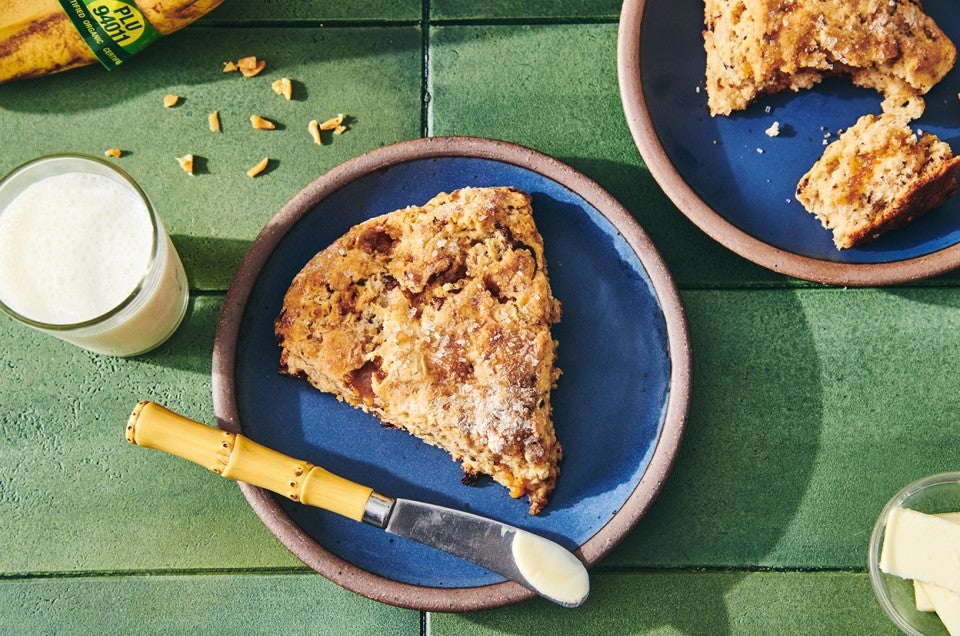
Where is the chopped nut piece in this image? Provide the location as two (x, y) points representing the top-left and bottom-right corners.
(241, 60), (267, 77)
(163, 94), (179, 108)
(234, 55), (266, 77)
(250, 114), (276, 130)
(308, 119), (322, 144)
(177, 154), (195, 175)
(272, 77), (293, 100)
(247, 157), (269, 178)
(225, 56), (268, 77)
(103, 148), (122, 158)
(333, 125), (347, 135)
(764, 121), (780, 137)
(208, 111), (220, 133)
(319, 114), (345, 131)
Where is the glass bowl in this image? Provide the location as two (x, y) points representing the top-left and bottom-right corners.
(869, 472), (960, 635)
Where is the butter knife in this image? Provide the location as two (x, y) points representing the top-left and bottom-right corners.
(125, 401), (589, 608)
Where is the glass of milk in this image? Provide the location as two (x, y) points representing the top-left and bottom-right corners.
(0, 154), (189, 356)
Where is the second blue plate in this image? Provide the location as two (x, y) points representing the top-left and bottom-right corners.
(619, 0), (960, 285)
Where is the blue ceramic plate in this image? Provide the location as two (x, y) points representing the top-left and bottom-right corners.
(619, 0), (960, 285)
(212, 137), (691, 611)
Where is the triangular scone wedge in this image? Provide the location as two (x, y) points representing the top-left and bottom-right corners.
(796, 111), (960, 249)
(704, 0), (956, 117)
(275, 187), (563, 514)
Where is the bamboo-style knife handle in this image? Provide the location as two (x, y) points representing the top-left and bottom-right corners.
(126, 401), (375, 522)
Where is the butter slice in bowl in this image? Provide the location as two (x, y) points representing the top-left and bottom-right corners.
(911, 513), (960, 616)
(870, 473), (960, 635)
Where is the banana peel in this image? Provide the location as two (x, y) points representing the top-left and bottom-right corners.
(0, 0), (223, 83)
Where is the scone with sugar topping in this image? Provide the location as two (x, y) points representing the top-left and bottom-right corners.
(704, 0), (956, 117)
(274, 187), (563, 514)
(796, 111), (960, 249)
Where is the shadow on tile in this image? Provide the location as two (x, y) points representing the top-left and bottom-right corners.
(172, 234), (251, 293)
(0, 26), (421, 115)
(130, 295), (219, 375)
(431, 0), (622, 21)
(439, 571), (891, 634)
(442, 574), (737, 634)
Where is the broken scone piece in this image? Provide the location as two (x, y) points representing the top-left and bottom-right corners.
(704, 0), (957, 117)
(275, 187), (563, 514)
(796, 112), (960, 249)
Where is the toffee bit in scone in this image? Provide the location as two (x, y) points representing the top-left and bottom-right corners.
(703, 0), (957, 117)
(796, 112), (960, 249)
(274, 187), (564, 514)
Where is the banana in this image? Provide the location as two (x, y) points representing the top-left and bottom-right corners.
(0, 0), (222, 83)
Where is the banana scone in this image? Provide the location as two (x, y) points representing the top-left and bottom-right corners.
(704, 0), (956, 117)
(796, 111), (960, 249)
(275, 187), (563, 514)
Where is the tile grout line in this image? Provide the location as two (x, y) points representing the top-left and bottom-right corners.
(0, 565), (874, 581)
(420, 9), (431, 635)
(196, 16), (620, 29)
(420, 0), (433, 139)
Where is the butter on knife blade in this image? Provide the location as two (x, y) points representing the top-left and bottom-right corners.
(125, 401), (590, 608)
(373, 497), (589, 607)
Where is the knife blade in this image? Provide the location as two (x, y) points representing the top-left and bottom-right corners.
(125, 401), (589, 608)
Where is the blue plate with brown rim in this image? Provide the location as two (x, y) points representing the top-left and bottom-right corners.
(619, 0), (960, 285)
(211, 137), (691, 611)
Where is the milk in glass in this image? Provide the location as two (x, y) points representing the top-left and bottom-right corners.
(0, 155), (188, 356)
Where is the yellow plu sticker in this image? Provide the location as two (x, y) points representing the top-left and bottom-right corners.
(57, 0), (162, 70)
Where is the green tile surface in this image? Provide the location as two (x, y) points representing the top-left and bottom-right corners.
(608, 288), (960, 570)
(431, 0), (622, 21)
(430, 572), (896, 635)
(0, 572), (419, 635)
(0, 26), (423, 292)
(0, 296), (298, 573)
(0, 571), (893, 635)
(3, 3), (959, 634)
(199, 0), (421, 23)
